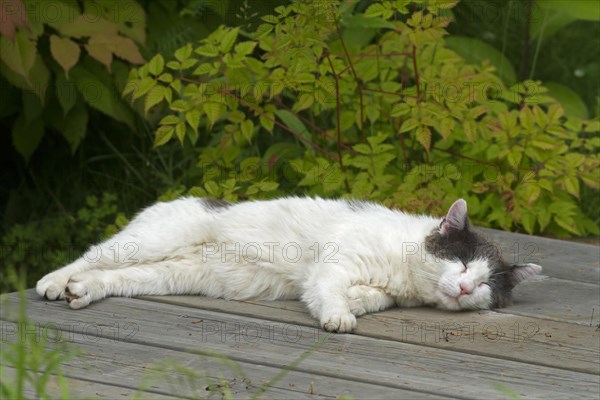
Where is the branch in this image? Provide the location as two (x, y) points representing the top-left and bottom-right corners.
(325, 52), (351, 193)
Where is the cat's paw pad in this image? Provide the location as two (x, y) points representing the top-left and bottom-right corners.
(321, 313), (356, 333)
(36, 272), (70, 300)
(64, 279), (92, 309)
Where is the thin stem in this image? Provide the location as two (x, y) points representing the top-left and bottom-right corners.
(518, 0), (535, 80)
(411, 45), (421, 101)
(335, 19), (365, 142)
(274, 99), (357, 154)
(529, 3), (549, 80)
(328, 52), (412, 57)
(500, 0), (513, 82)
(325, 52), (351, 193)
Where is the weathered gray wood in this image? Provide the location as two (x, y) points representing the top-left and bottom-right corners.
(1, 321), (426, 400)
(479, 227), (600, 284)
(141, 293), (600, 375)
(142, 274), (599, 325)
(503, 277), (600, 324)
(2, 365), (173, 399)
(5, 291), (599, 400)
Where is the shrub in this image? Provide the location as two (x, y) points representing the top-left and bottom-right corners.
(126, 0), (599, 237)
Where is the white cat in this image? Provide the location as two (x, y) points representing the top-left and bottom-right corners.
(36, 197), (542, 332)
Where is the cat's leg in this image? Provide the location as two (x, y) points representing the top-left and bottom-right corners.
(347, 285), (396, 316)
(36, 197), (219, 300)
(62, 259), (217, 309)
(301, 269), (358, 333)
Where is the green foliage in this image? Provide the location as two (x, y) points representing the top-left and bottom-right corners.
(449, 0), (599, 118)
(1, 193), (125, 292)
(127, 0), (599, 237)
(0, 0), (147, 161)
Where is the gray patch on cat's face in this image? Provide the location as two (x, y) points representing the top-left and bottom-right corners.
(200, 198), (231, 212)
(425, 224), (514, 308)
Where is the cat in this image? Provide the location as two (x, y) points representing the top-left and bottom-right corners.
(36, 197), (542, 332)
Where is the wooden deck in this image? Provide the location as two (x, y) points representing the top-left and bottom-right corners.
(2, 228), (599, 399)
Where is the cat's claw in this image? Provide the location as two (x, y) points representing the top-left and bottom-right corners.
(321, 313), (356, 333)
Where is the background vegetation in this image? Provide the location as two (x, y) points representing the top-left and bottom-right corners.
(1, 0), (598, 290)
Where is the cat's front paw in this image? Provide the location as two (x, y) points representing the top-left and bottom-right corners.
(36, 272), (70, 300)
(320, 312), (357, 333)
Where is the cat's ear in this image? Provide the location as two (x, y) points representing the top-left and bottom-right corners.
(440, 199), (468, 235)
(510, 263), (542, 287)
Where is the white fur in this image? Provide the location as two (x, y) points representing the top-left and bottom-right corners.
(36, 197), (495, 332)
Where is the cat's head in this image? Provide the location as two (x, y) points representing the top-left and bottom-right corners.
(425, 199), (542, 311)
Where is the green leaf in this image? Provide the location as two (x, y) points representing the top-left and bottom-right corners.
(49, 35), (80, 77)
(507, 148), (523, 167)
(275, 109), (311, 147)
(0, 30), (37, 80)
(147, 54), (165, 76)
(70, 63), (135, 128)
(391, 103), (410, 117)
(463, 119), (477, 142)
(174, 43), (193, 62)
(439, 117), (455, 139)
(203, 102), (226, 126)
(399, 118), (419, 133)
(416, 126), (431, 153)
(188, 186), (208, 197)
(235, 41), (257, 56)
(144, 85), (165, 114)
(292, 93), (314, 112)
(554, 215), (580, 235)
(85, 38), (113, 69)
(260, 113), (275, 133)
(544, 82), (588, 119)
(195, 44), (220, 57)
(185, 110), (201, 133)
(240, 119), (254, 143)
(132, 77), (156, 100)
(175, 121), (186, 144)
(445, 36), (516, 85)
(219, 27), (240, 53)
(160, 115), (179, 125)
(60, 101), (89, 153)
(12, 112), (44, 162)
(170, 100), (190, 112)
(54, 74), (77, 115)
(153, 125), (174, 148)
(562, 176), (580, 198)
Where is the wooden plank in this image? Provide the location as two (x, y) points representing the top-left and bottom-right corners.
(504, 278), (600, 324)
(479, 228), (600, 284)
(142, 275), (599, 325)
(139, 293), (600, 374)
(2, 365), (173, 399)
(4, 291), (599, 399)
(0, 323), (445, 400)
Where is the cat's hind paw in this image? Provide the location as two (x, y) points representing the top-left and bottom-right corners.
(321, 312), (356, 333)
(36, 272), (70, 300)
(64, 272), (105, 309)
(64, 280), (92, 309)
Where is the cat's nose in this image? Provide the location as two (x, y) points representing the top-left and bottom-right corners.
(459, 283), (471, 295)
